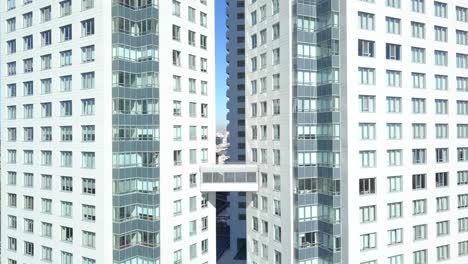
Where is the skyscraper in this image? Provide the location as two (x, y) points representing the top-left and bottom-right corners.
(224, 0), (248, 261)
(1, 0), (216, 263)
(241, 0), (468, 263)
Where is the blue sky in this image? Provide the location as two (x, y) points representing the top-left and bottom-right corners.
(215, 0), (228, 129)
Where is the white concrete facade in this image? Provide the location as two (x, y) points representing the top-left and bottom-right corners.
(343, 0), (468, 263)
(1, 0), (216, 264)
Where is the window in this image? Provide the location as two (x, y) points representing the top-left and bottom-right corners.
(459, 217), (468, 232)
(24, 173), (34, 187)
(272, 23), (280, 40)
(387, 97), (402, 113)
(387, 123), (402, 139)
(360, 151), (376, 168)
(388, 228), (402, 245)
(360, 205), (376, 223)
(82, 72), (95, 89)
(388, 202), (402, 218)
(386, 17), (400, 34)
(41, 151), (52, 166)
(436, 124), (448, 139)
(61, 251), (73, 264)
(435, 146), (448, 162)
(457, 6), (468, 22)
(7, 171), (16, 185)
(174, 250), (182, 263)
(412, 174), (426, 189)
(434, 50), (448, 66)
(188, 7), (196, 23)
(82, 19), (95, 36)
(60, 201), (73, 218)
(437, 221), (450, 236)
(412, 0), (425, 13)
(22, 59), (34, 75)
(41, 175), (52, 189)
(6, 18), (16, 32)
(7, 62), (16, 76)
(60, 75), (72, 91)
(359, 178), (376, 195)
(7, 0), (15, 10)
(82, 152), (95, 168)
(24, 104), (33, 119)
(60, 50), (72, 67)
(82, 231), (95, 248)
(412, 47), (426, 63)
(41, 30), (52, 46)
(189, 219), (197, 235)
(412, 149), (426, 164)
(414, 224), (427, 240)
(61, 101), (73, 116)
(434, 26), (448, 42)
(23, 12), (32, 28)
(435, 75), (448, 90)
(459, 194), (468, 208)
(7, 106), (16, 120)
(60, 25), (72, 41)
(82, 0), (94, 10)
(61, 126), (73, 141)
(82, 178), (95, 194)
(23, 127), (33, 141)
(387, 149), (402, 166)
(413, 199), (426, 215)
(458, 147), (468, 161)
(360, 233), (376, 250)
(457, 30), (468, 46)
(60, 0), (72, 16)
(386, 43), (401, 60)
(437, 196), (449, 211)
(201, 239), (208, 253)
(172, 1), (180, 16)
(359, 95), (375, 112)
(412, 98), (426, 113)
(386, 70), (401, 87)
(83, 204), (95, 221)
(457, 53), (468, 68)
(8, 193), (17, 207)
(42, 246), (52, 261)
(411, 22), (426, 39)
(434, 2), (447, 18)
(40, 79), (52, 94)
(82, 99), (95, 115)
(460, 241), (468, 256)
(459, 171), (468, 185)
(358, 12), (375, 30)
(7, 40), (16, 54)
(358, 40), (375, 57)
(272, 0), (280, 14)
(24, 241), (34, 256)
(61, 176), (73, 192)
(200, 35), (207, 49)
(388, 176), (402, 192)
(82, 45), (95, 62)
(24, 150), (34, 164)
(24, 195), (34, 210)
(359, 68), (375, 85)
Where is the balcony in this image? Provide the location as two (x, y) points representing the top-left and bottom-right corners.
(200, 164), (258, 192)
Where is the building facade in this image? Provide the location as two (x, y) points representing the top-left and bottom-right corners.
(1, 0), (216, 264)
(243, 0), (468, 264)
(225, 0), (248, 261)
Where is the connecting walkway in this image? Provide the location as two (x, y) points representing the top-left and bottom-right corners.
(199, 164), (259, 192)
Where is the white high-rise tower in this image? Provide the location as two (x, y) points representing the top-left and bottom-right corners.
(1, 1), (216, 263)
